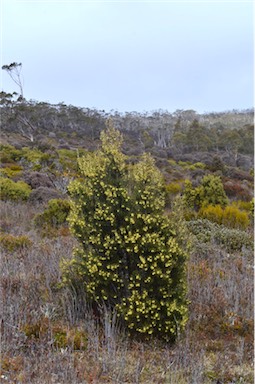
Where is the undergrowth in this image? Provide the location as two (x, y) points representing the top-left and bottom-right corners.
(0, 200), (253, 383)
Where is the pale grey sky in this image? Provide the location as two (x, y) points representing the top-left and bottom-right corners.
(1, 0), (254, 114)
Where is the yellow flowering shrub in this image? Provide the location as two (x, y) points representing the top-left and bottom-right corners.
(198, 204), (224, 224)
(198, 204), (250, 229)
(222, 205), (249, 230)
(64, 126), (188, 342)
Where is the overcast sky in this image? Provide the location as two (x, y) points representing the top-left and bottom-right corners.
(1, 0), (253, 114)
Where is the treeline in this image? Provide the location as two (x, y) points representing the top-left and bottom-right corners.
(0, 93), (253, 158)
(171, 118), (254, 155)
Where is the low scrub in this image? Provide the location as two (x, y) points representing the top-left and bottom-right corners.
(198, 204), (224, 225)
(0, 177), (31, 201)
(214, 227), (253, 252)
(28, 187), (63, 204)
(34, 198), (70, 229)
(165, 181), (182, 195)
(187, 219), (253, 252)
(0, 164), (23, 179)
(184, 174), (228, 211)
(199, 204), (250, 229)
(221, 205), (250, 229)
(0, 233), (33, 252)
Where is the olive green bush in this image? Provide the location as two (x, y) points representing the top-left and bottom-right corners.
(0, 164), (23, 179)
(34, 198), (70, 228)
(183, 174), (228, 211)
(0, 144), (54, 171)
(200, 174), (228, 207)
(0, 144), (21, 163)
(64, 126), (188, 342)
(0, 177), (31, 201)
(19, 147), (52, 169)
(0, 233), (32, 252)
(165, 181), (182, 196)
(178, 160), (205, 171)
(57, 149), (80, 172)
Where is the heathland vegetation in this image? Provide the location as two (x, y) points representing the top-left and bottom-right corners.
(0, 69), (254, 383)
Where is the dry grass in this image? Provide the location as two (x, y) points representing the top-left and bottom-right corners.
(0, 200), (254, 383)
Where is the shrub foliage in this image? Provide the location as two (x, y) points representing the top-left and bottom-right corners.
(187, 219), (253, 252)
(65, 126), (188, 341)
(199, 204), (250, 229)
(34, 198), (70, 228)
(0, 177), (31, 201)
(0, 233), (32, 251)
(184, 174), (228, 211)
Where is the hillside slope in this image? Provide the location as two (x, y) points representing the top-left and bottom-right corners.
(0, 102), (254, 383)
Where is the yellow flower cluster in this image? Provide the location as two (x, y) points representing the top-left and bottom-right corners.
(64, 127), (188, 341)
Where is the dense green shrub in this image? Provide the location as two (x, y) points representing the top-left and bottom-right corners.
(20, 147), (46, 164)
(57, 149), (79, 172)
(0, 177), (31, 201)
(178, 160), (205, 171)
(0, 164), (23, 179)
(0, 145), (55, 171)
(178, 160), (192, 168)
(165, 181), (182, 195)
(191, 162), (206, 170)
(63, 126), (188, 342)
(34, 198), (70, 228)
(183, 174), (228, 210)
(0, 144), (21, 163)
(200, 174), (228, 207)
(183, 180), (203, 210)
(168, 159), (177, 167)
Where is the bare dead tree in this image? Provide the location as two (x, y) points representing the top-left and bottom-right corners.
(2, 62), (24, 98)
(1, 63), (36, 142)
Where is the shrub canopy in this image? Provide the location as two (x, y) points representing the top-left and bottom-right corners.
(184, 174), (228, 210)
(0, 177), (31, 201)
(65, 126), (188, 341)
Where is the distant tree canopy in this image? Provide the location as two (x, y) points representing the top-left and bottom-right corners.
(1, 62), (253, 157)
(64, 126), (188, 342)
